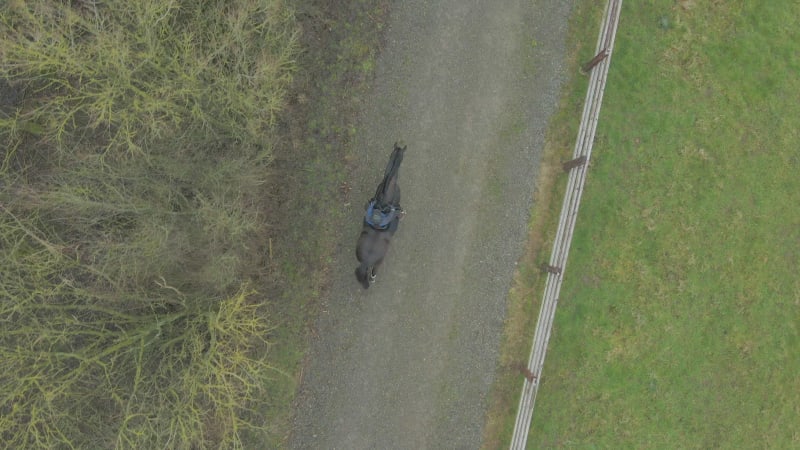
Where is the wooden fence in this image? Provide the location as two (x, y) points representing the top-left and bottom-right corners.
(509, 1), (623, 447)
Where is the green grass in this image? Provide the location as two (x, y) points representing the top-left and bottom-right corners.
(489, 0), (800, 448)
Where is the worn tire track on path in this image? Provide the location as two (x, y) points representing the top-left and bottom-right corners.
(291, 1), (573, 448)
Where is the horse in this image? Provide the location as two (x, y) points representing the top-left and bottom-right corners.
(355, 143), (406, 289)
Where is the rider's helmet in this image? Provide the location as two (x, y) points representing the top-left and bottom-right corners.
(371, 207), (384, 225)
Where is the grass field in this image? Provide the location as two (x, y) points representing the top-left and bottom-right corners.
(487, 0), (800, 448)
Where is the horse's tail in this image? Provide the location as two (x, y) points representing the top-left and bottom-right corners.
(355, 262), (371, 289)
(375, 143), (406, 201)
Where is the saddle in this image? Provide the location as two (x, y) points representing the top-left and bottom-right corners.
(364, 199), (403, 230)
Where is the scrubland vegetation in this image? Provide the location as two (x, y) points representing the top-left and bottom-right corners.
(1, 0), (298, 447)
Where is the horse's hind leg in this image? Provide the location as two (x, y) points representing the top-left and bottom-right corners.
(369, 257), (385, 284)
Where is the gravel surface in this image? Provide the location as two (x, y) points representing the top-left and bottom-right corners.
(290, 1), (573, 448)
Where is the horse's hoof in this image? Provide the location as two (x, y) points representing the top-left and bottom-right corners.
(368, 274), (376, 284)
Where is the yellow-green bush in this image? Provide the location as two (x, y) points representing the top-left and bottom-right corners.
(1, 0), (296, 155)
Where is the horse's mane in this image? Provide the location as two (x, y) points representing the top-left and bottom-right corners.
(374, 145), (405, 202)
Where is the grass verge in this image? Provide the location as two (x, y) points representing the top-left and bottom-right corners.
(487, 0), (800, 447)
(259, 0), (390, 444)
(481, 2), (604, 447)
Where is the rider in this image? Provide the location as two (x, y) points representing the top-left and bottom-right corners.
(364, 198), (405, 231)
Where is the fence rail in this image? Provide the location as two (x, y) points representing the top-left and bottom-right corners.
(509, 1), (622, 448)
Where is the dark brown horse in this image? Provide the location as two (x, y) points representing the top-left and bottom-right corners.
(355, 143), (406, 289)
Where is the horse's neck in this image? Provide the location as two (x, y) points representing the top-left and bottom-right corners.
(378, 177), (397, 203)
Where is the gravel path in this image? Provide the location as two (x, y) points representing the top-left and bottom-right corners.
(290, 1), (573, 448)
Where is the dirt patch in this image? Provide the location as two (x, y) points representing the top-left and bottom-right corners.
(290, 0), (574, 448)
